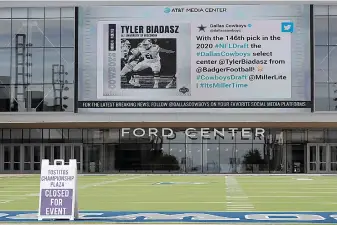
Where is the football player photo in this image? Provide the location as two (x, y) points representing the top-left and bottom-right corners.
(120, 38), (177, 89)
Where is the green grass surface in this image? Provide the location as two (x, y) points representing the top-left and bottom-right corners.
(0, 175), (337, 212)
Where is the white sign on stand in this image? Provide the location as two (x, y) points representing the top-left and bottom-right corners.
(38, 159), (78, 221)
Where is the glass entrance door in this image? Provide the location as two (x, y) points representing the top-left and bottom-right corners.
(42, 144), (83, 173)
(63, 144), (83, 172)
(0, 145), (21, 172)
(0, 144), (82, 174)
(307, 144), (329, 173)
(22, 144), (41, 173)
(330, 145), (337, 172)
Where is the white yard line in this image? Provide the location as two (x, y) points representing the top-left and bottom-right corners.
(225, 176), (254, 211)
(79, 175), (145, 189)
(0, 175), (145, 204)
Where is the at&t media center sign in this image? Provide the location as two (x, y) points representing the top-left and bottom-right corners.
(77, 5), (312, 113)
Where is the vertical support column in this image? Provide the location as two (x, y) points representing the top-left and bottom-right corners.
(10, 145), (14, 171)
(41, 143), (45, 162)
(0, 145), (3, 173)
(31, 145), (34, 173)
(20, 145), (24, 174)
(325, 144), (330, 173)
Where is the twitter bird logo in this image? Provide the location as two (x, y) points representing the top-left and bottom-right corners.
(281, 22), (294, 33)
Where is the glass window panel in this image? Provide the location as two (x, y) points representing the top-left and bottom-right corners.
(62, 84), (74, 112)
(44, 48), (61, 83)
(327, 129), (337, 143)
(0, 19), (12, 47)
(60, 48), (74, 83)
(26, 84), (43, 111)
(169, 144), (185, 172)
(3, 129), (10, 139)
(54, 145), (61, 159)
(219, 144), (234, 173)
(235, 129), (255, 144)
(328, 47), (337, 83)
(82, 129), (90, 143)
(44, 19), (60, 47)
(308, 129), (326, 142)
(34, 163), (40, 170)
(0, 8), (11, 18)
(61, 8), (75, 18)
(315, 82), (330, 111)
(329, 6), (337, 15)
(23, 129), (30, 139)
(314, 6), (329, 15)
(33, 146), (41, 162)
(62, 83), (74, 112)
(62, 129), (69, 140)
(27, 19), (44, 47)
(165, 130), (185, 143)
(0, 48), (11, 84)
(24, 146), (31, 162)
(30, 48), (44, 84)
(14, 163), (20, 170)
(12, 19), (28, 46)
(315, 16), (328, 46)
(4, 146), (10, 162)
(238, 144), (263, 173)
(43, 129), (50, 140)
(28, 8), (44, 18)
(74, 146), (80, 161)
(11, 129), (22, 140)
(103, 129), (119, 144)
(11, 48), (25, 85)
(61, 18), (74, 47)
(329, 83), (337, 111)
(30, 129), (42, 141)
(186, 142), (202, 172)
(315, 46), (329, 82)
(204, 143), (220, 173)
(49, 129), (64, 141)
(45, 8), (61, 18)
(331, 145), (337, 163)
(65, 146), (71, 162)
(87, 129), (103, 143)
(69, 129), (83, 142)
(41, 84), (61, 111)
(24, 163), (31, 170)
(14, 146), (20, 162)
(12, 8), (28, 18)
(329, 17), (337, 45)
(4, 163), (10, 170)
(44, 145), (51, 160)
(286, 129), (303, 143)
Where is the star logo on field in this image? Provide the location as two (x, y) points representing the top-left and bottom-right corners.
(197, 25), (206, 32)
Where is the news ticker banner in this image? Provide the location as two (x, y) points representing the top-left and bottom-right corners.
(78, 5), (311, 112)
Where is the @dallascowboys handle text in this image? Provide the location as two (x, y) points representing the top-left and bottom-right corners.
(122, 128), (265, 140)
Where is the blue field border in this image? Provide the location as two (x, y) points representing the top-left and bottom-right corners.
(0, 211), (337, 223)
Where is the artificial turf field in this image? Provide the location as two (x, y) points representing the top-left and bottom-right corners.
(1, 174), (337, 211)
(0, 174), (337, 223)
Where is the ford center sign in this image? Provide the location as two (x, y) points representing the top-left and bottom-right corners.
(1, 212), (337, 223)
